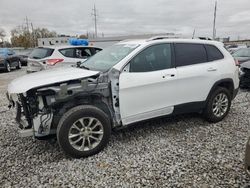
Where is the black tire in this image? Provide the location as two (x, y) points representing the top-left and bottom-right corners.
(16, 60), (22, 69)
(57, 105), (111, 158)
(5, 62), (11, 72)
(203, 87), (231, 123)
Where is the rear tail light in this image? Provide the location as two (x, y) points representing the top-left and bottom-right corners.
(46, 59), (64, 66)
(234, 59), (240, 66)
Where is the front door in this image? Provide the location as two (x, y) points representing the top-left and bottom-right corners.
(119, 43), (178, 125)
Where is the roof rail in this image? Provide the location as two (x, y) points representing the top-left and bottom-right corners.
(146, 35), (180, 42)
(197, 37), (212, 41)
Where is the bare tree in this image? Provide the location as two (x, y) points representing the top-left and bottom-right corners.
(0, 28), (6, 43)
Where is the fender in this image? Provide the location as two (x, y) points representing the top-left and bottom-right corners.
(206, 78), (235, 103)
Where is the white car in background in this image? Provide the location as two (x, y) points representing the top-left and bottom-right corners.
(27, 46), (102, 73)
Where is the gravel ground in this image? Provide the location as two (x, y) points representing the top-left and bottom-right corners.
(0, 68), (250, 187)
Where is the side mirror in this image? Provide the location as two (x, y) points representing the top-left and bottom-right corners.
(76, 61), (81, 67)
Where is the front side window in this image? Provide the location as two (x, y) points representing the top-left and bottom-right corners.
(59, 48), (75, 58)
(81, 44), (139, 72)
(174, 43), (207, 67)
(129, 43), (172, 72)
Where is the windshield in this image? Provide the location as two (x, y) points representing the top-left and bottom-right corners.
(0, 49), (7, 54)
(80, 44), (139, 72)
(233, 48), (250, 57)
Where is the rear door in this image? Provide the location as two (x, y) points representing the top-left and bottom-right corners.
(119, 43), (178, 125)
(174, 43), (220, 105)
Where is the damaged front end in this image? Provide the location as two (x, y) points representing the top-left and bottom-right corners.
(7, 67), (120, 139)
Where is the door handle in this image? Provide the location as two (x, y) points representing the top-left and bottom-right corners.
(163, 74), (175, 78)
(207, 67), (217, 72)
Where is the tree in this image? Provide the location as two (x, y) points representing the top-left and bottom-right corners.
(0, 28), (6, 43)
(79, 34), (88, 39)
(10, 26), (57, 48)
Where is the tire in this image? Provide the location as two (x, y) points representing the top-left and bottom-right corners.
(5, 62), (11, 72)
(57, 105), (111, 158)
(203, 87), (231, 123)
(16, 60), (22, 69)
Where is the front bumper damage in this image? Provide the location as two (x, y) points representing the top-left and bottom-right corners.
(7, 92), (54, 138)
(240, 67), (250, 89)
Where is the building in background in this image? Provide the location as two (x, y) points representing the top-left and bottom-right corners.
(38, 37), (70, 46)
(37, 33), (182, 48)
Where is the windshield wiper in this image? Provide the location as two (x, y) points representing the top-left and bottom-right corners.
(80, 65), (90, 70)
(31, 56), (41, 59)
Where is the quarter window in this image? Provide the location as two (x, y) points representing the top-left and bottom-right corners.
(174, 43), (207, 67)
(205, 45), (224, 61)
(129, 44), (172, 72)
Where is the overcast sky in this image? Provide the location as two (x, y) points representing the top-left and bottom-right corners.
(0, 0), (250, 40)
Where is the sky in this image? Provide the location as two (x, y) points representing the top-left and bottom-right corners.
(0, 0), (250, 40)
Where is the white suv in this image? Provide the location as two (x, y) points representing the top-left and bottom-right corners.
(7, 38), (239, 158)
(27, 45), (102, 72)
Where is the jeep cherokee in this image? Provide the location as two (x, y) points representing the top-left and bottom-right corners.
(7, 37), (239, 158)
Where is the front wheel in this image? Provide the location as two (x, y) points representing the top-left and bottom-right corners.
(57, 105), (111, 158)
(203, 87), (231, 123)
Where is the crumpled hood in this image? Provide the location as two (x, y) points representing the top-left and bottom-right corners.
(241, 61), (250, 69)
(8, 67), (100, 94)
(235, 56), (250, 63)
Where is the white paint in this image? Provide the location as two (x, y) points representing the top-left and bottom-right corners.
(8, 67), (99, 94)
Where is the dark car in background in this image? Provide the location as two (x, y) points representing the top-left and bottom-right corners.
(18, 51), (31, 66)
(0, 48), (22, 72)
(239, 61), (250, 89)
(232, 47), (250, 64)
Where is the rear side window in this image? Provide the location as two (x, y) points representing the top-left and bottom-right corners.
(59, 48), (75, 58)
(29, 48), (54, 59)
(174, 43), (207, 67)
(205, 45), (224, 61)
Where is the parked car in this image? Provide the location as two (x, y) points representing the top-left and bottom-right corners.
(232, 47), (250, 64)
(18, 51), (31, 66)
(27, 46), (102, 73)
(245, 137), (250, 176)
(7, 38), (239, 158)
(239, 60), (250, 89)
(0, 48), (22, 72)
(226, 44), (247, 54)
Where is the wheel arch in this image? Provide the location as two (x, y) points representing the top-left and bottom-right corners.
(51, 94), (114, 129)
(206, 78), (235, 102)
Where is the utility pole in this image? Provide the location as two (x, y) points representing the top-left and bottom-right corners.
(92, 4), (98, 38)
(192, 29), (196, 39)
(25, 16), (30, 33)
(31, 22), (36, 47)
(212, 1), (217, 40)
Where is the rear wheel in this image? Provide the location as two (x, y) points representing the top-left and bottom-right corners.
(203, 87), (231, 123)
(57, 105), (111, 158)
(16, 60), (22, 69)
(5, 62), (11, 72)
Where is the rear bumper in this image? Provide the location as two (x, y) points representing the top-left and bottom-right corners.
(0, 60), (6, 69)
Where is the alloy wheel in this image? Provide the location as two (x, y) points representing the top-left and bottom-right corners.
(212, 93), (229, 117)
(68, 117), (104, 152)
